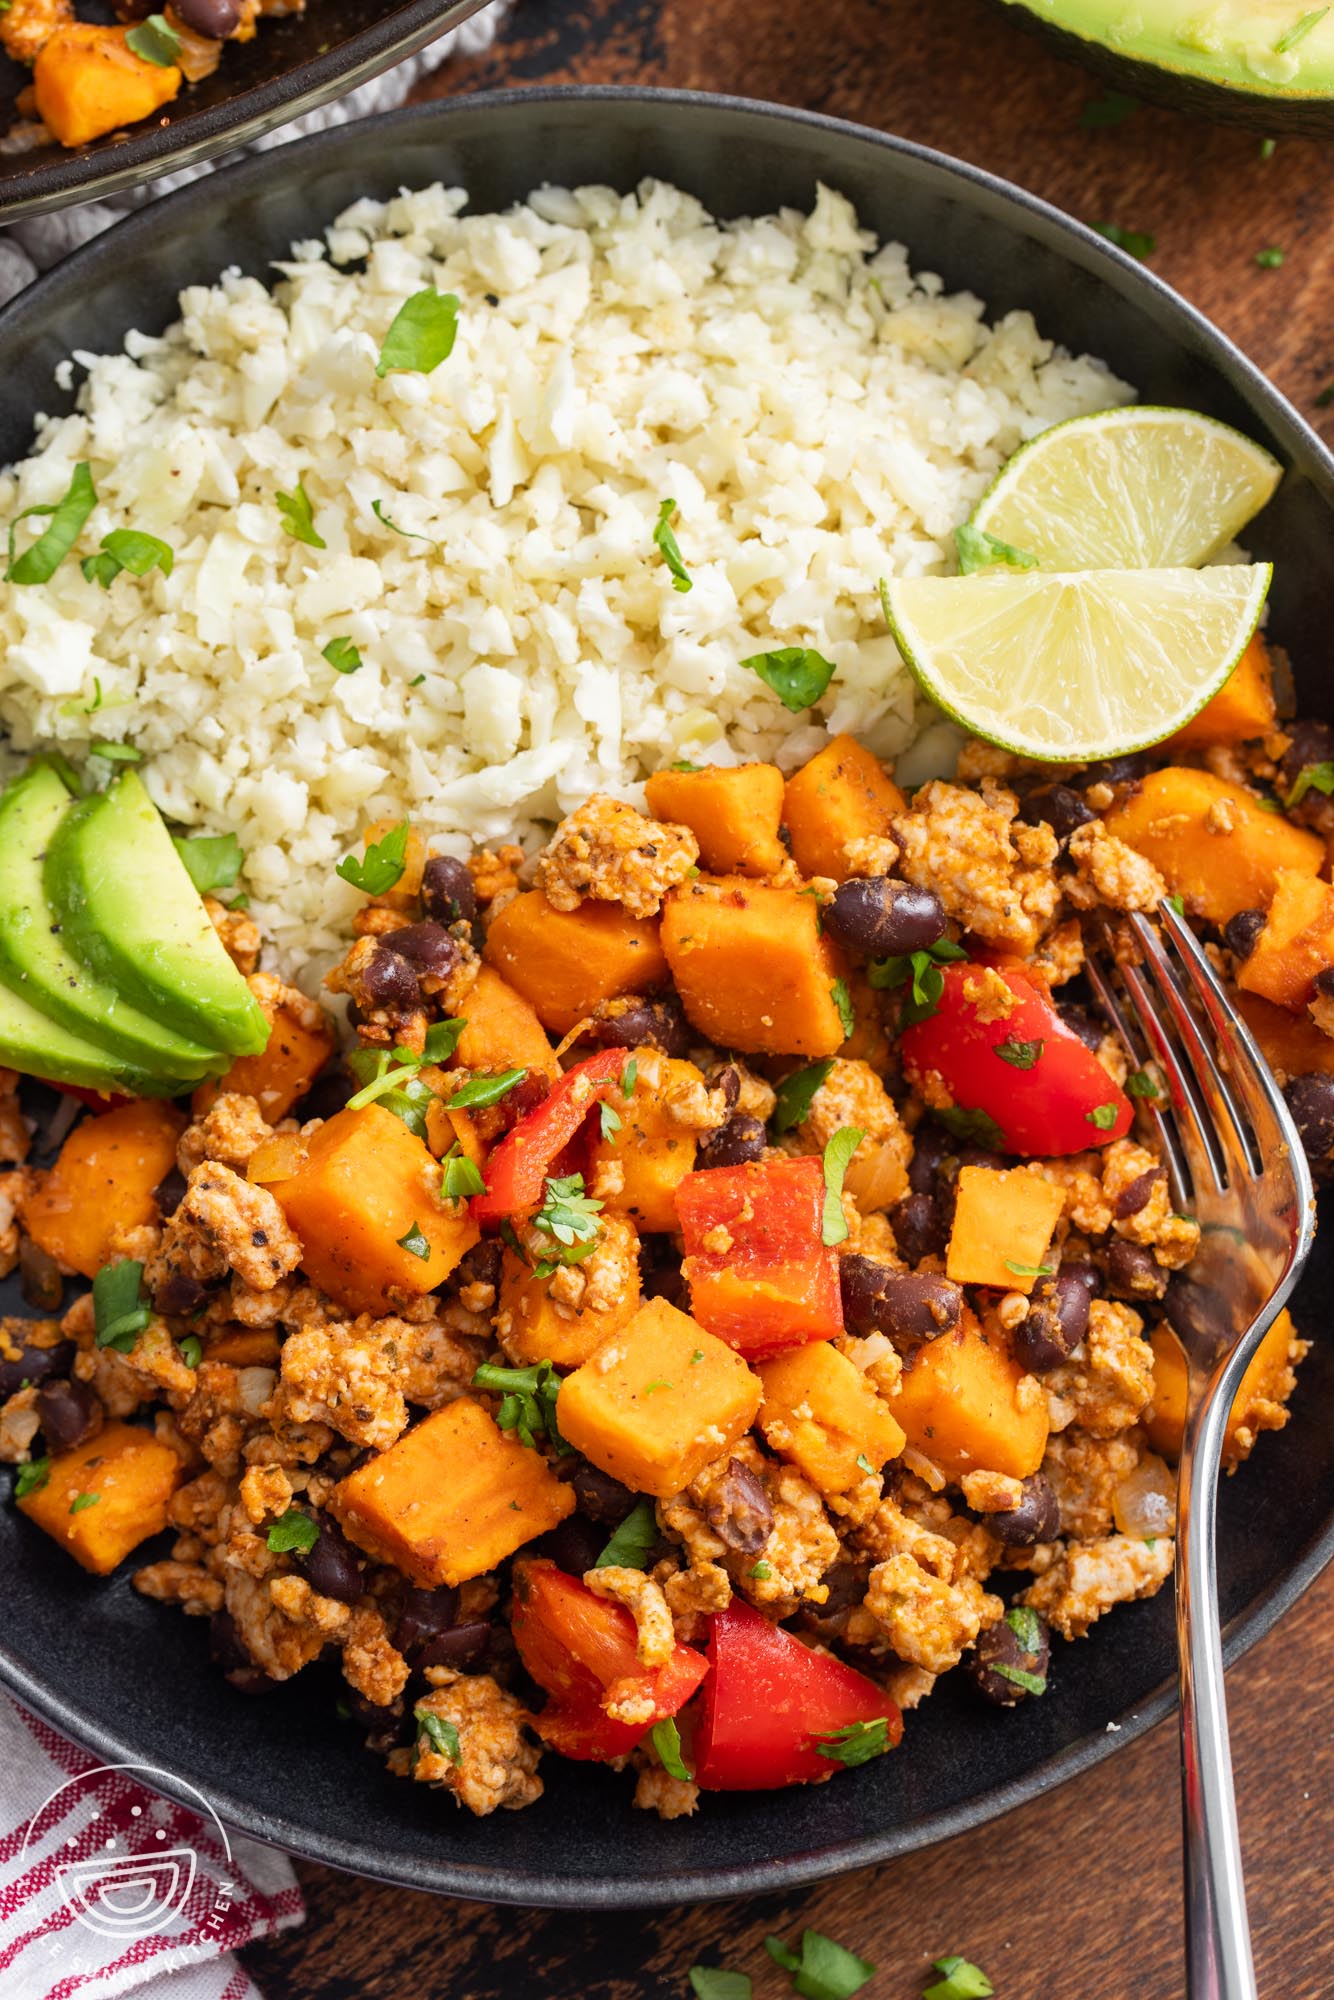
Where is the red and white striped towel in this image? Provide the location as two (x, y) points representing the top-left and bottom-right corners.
(0, 1697), (304, 2000)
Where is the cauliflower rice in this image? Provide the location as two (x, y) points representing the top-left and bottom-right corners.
(0, 179), (1129, 970)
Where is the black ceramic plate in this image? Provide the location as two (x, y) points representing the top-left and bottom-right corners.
(0, 0), (491, 225)
(0, 89), (1332, 1910)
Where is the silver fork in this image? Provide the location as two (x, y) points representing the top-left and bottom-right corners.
(1084, 902), (1316, 2000)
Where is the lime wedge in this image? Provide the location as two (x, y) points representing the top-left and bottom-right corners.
(882, 563), (1272, 761)
(970, 407), (1282, 571)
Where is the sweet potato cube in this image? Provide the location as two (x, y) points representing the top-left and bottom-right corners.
(1167, 633), (1276, 749)
(18, 1100), (185, 1280)
(758, 1341), (905, 1496)
(891, 1308), (1048, 1480)
(558, 1298), (762, 1499)
(1236, 870), (1334, 1011)
(453, 965), (558, 1080)
(645, 764), (787, 876)
(498, 1214), (642, 1369)
(1104, 767), (1323, 925)
(485, 891), (668, 1036)
(329, 1398), (575, 1587)
(585, 1052), (703, 1232)
(662, 875), (849, 1057)
(269, 1103), (478, 1315)
(17, 1421), (181, 1575)
(782, 735), (906, 880)
(1235, 990), (1334, 1081)
(1145, 1310), (1303, 1467)
(946, 1166), (1066, 1293)
(204, 1327), (281, 1367)
(194, 975), (335, 1122)
(34, 25), (180, 150)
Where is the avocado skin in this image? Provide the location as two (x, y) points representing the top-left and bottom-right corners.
(47, 771), (270, 1060)
(0, 763), (222, 1085)
(993, 0), (1334, 134)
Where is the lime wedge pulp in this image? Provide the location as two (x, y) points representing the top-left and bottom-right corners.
(969, 406), (1282, 572)
(882, 563), (1272, 762)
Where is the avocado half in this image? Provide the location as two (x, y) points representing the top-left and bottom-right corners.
(993, 0), (1334, 132)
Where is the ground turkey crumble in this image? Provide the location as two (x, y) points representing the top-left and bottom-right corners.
(535, 795), (699, 919)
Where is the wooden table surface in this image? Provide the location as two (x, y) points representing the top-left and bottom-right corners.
(244, 4), (1334, 1993)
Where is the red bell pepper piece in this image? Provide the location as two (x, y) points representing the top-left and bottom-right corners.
(676, 1156), (843, 1357)
(511, 1560), (709, 1762)
(693, 1600), (902, 1790)
(471, 1048), (633, 1227)
(899, 963), (1132, 1157)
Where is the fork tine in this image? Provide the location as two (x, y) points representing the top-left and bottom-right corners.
(1083, 945), (1191, 1209)
(1118, 955), (1227, 1194)
(1128, 912), (1259, 1181)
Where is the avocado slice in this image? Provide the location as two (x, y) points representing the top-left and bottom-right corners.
(1000, 0), (1334, 109)
(0, 763), (222, 1082)
(46, 769), (269, 1059)
(0, 976), (175, 1098)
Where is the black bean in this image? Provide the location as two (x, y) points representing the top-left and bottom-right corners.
(1019, 784), (1097, 840)
(1278, 718), (1334, 794)
(299, 1515), (365, 1603)
(1223, 909), (1267, 963)
(1105, 1240), (1168, 1302)
(715, 1065), (741, 1112)
(1315, 967), (1334, 1000)
(209, 1609), (275, 1694)
(382, 921), (460, 983)
(1081, 752), (1149, 791)
(1285, 1071), (1334, 1167)
(291, 1062), (357, 1123)
(642, 1260), (689, 1309)
(152, 1268), (209, 1317)
(0, 1337), (76, 1401)
(568, 1460), (636, 1524)
(583, 993), (692, 1058)
(985, 1473), (1060, 1548)
(818, 1557), (871, 1614)
(173, 0), (242, 33)
(421, 854), (477, 927)
(415, 1621), (492, 1672)
(394, 1584), (460, 1656)
(18, 1237), (63, 1311)
(704, 1457), (774, 1556)
(1114, 1167), (1163, 1220)
(908, 1122), (954, 1196)
(362, 947), (422, 1012)
(36, 1378), (102, 1452)
(889, 1191), (946, 1265)
(489, 1071), (550, 1136)
(455, 1238), (502, 1293)
(840, 1256), (963, 1347)
(151, 1166), (188, 1221)
(1057, 1002), (1105, 1053)
(1163, 1274), (1228, 1347)
(537, 1513), (606, 1576)
(344, 1686), (409, 1749)
(823, 878), (946, 960)
(1012, 1263), (1097, 1372)
(696, 1114), (766, 1170)
(967, 1611), (1051, 1707)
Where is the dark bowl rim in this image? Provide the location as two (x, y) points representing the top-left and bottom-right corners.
(1, 82), (1332, 1908)
(0, 0), (493, 227)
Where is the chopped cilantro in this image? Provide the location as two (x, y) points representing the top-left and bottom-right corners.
(125, 13), (180, 62)
(689, 1970), (753, 2000)
(1255, 246), (1286, 268)
(89, 741), (143, 763)
(1092, 221), (1157, 261)
(1275, 7), (1328, 52)
(172, 832), (241, 896)
(449, 1067), (528, 1109)
(178, 1335), (203, 1370)
(372, 498), (434, 545)
(1086, 1102), (1119, 1130)
(923, 1956), (994, 2000)
(820, 1126), (865, 1247)
(954, 522), (1037, 574)
(422, 1018), (467, 1064)
(276, 479), (325, 549)
(415, 1708), (462, 1762)
(771, 1059), (835, 1135)
(15, 1458), (51, 1500)
(867, 937), (967, 1026)
(6, 461), (96, 584)
(376, 289), (460, 377)
(82, 528), (173, 590)
(749, 1561), (772, 1580)
(992, 1662), (1048, 1696)
(650, 1715), (692, 1781)
(1005, 1604), (1042, 1653)
(322, 636), (362, 674)
(855, 1452), (876, 1475)
(1126, 1069), (1161, 1099)
(92, 1259), (151, 1353)
(993, 1035), (1043, 1070)
(596, 1498), (658, 1570)
(1165, 894), (1186, 916)
(344, 1047), (434, 1139)
(765, 1929), (875, 2000)
(336, 818), (410, 894)
(813, 1717), (892, 1767)
(266, 1509), (319, 1555)
(69, 1491), (100, 1515)
(831, 977), (855, 1040)
(1285, 760), (1334, 806)
(742, 646), (835, 713)
(623, 1055), (638, 1095)
(670, 758), (702, 772)
(1260, 137), (1278, 159)
(690, 1349), (704, 1365)
(934, 1104), (1006, 1150)
(441, 1150), (486, 1202)
(396, 1220), (431, 1261)
(599, 1099), (623, 1141)
(534, 1172), (603, 1249)
(1005, 1259), (1054, 1278)
(472, 1359), (565, 1451)
(653, 498), (692, 592)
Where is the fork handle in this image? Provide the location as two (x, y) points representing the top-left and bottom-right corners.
(1177, 1376), (1258, 2000)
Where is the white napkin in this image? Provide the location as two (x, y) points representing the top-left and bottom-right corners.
(0, 1), (510, 306)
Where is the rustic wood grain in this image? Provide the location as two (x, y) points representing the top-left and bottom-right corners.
(243, 6), (1334, 1991)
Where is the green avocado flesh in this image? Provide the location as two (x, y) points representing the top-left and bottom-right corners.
(47, 769), (269, 1060)
(0, 763), (221, 1083)
(1005, 0), (1334, 96)
(0, 975), (168, 1098)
